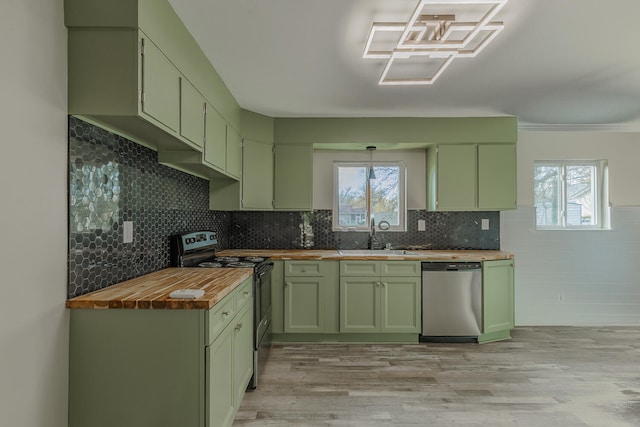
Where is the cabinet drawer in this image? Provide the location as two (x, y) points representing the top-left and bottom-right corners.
(340, 261), (380, 276)
(207, 295), (235, 344)
(380, 261), (421, 277)
(234, 277), (253, 312)
(285, 260), (325, 276)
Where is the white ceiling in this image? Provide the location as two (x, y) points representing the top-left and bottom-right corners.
(168, 0), (640, 131)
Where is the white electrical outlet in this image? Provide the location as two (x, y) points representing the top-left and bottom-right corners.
(418, 219), (426, 231)
(123, 221), (134, 243)
(481, 218), (490, 230)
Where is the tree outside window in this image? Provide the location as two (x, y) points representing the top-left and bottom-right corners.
(333, 162), (406, 231)
(534, 160), (609, 229)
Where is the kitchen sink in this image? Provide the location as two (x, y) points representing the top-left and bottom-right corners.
(337, 249), (418, 256)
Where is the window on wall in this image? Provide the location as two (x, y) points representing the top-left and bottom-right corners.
(333, 162), (406, 231)
(534, 160), (609, 229)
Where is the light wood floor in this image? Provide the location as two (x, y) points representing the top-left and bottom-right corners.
(234, 327), (640, 426)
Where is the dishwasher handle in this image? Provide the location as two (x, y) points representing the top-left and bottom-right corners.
(421, 262), (482, 271)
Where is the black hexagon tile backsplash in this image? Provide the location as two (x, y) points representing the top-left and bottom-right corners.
(68, 117), (500, 298)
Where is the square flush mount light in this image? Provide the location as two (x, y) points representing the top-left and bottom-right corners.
(364, 0), (508, 85)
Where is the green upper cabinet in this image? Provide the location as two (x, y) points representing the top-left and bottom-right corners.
(478, 144), (517, 210)
(226, 127), (242, 180)
(141, 38), (181, 132)
(427, 144), (516, 211)
(179, 77), (205, 148)
(274, 145), (313, 210)
(65, 0), (241, 181)
(204, 104), (227, 171)
(430, 144), (477, 211)
(242, 140), (274, 210)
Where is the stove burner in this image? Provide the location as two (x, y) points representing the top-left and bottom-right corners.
(245, 257), (265, 262)
(226, 262), (258, 268)
(199, 262), (223, 268)
(215, 257), (240, 263)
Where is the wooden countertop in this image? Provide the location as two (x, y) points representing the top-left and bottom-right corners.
(66, 268), (253, 310)
(217, 249), (514, 261)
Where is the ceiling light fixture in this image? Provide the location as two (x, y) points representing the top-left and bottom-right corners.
(363, 0), (508, 85)
(367, 146), (376, 180)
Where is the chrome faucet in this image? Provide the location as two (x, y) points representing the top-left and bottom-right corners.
(368, 218), (381, 250)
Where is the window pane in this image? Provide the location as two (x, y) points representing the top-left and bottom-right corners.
(370, 165), (400, 226)
(534, 165), (561, 226)
(566, 165), (596, 226)
(337, 166), (367, 226)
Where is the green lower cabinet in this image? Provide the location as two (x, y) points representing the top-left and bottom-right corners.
(340, 277), (379, 332)
(284, 277), (326, 332)
(380, 276), (422, 333)
(232, 305), (254, 410)
(207, 305), (253, 427)
(282, 260), (339, 334)
(207, 323), (235, 427)
(68, 278), (253, 427)
(479, 259), (515, 343)
(340, 275), (421, 334)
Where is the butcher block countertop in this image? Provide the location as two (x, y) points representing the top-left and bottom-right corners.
(217, 249), (513, 261)
(66, 268), (253, 310)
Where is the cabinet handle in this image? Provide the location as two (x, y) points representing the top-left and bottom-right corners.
(285, 281), (291, 287)
(243, 291), (250, 296)
(382, 282), (388, 287)
(376, 281), (381, 287)
(222, 311), (230, 317)
(235, 322), (242, 331)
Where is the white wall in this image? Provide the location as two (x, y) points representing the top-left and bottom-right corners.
(0, 1), (69, 426)
(502, 131), (640, 325)
(313, 150), (427, 210)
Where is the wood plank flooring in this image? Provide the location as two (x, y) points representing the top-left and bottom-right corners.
(234, 327), (640, 426)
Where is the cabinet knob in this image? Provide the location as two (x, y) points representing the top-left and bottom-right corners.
(285, 282), (291, 287)
(382, 282), (388, 287)
(243, 291), (249, 296)
(235, 322), (242, 331)
(222, 311), (230, 317)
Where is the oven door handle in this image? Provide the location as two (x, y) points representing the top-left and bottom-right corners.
(257, 263), (274, 278)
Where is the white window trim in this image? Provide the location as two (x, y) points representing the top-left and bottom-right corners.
(534, 159), (610, 230)
(332, 161), (407, 232)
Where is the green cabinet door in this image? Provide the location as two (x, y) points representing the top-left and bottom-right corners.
(482, 259), (515, 336)
(207, 324), (235, 427)
(226, 127), (242, 179)
(478, 144), (517, 210)
(179, 77), (205, 149)
(284, 277), (326, 333)
(340, 277), (379, 333)
(141, 37), (180, 132)
(274, 145), (313, 210)
(233, 305), (253, 407)
(435, 145), (477, 210)
(380, 276), (421, 333)
(204, 103), (227, 171)
(242, 140), (274, 210)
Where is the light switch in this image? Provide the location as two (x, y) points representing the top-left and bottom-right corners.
(418, 219), (426, 231)
(481, 218), (490, 230)
(123, 221), (134, 243)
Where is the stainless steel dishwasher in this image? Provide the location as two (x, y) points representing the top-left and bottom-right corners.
(420, 262), (482, 341)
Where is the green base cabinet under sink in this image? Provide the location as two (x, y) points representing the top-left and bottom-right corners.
(339, 261), (421, 334)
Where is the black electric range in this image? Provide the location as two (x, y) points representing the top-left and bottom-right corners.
(170, 231), (272, 390)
